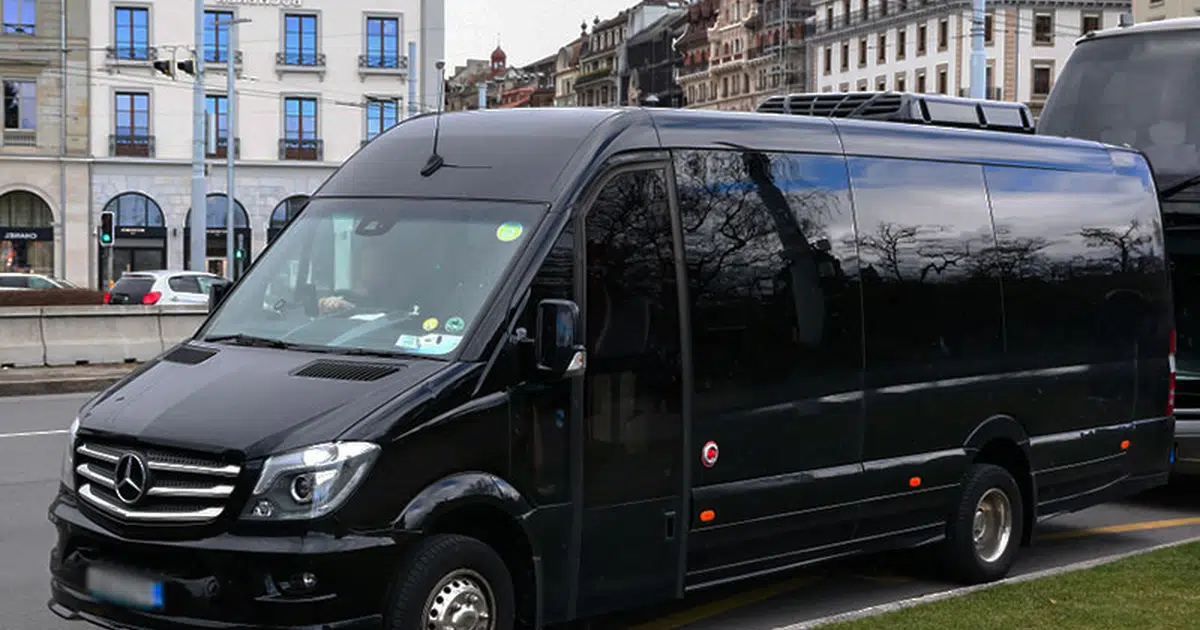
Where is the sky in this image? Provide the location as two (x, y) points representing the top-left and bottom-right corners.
(445, 0), (642, 68)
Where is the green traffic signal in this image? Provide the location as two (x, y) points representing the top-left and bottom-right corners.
(100, 234), (112, 243)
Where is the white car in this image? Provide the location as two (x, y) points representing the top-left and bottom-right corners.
(104, 270), (225, 306)
(0, 272), (79, 290)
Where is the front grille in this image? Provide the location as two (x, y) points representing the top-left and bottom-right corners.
(74, 440), (242, 524)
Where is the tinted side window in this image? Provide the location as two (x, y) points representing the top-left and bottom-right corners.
(984, 166), (1167, 363)
(169, 276), (202, 294)
(674, 149), (864, 470)
(583, 169), (682, 505)
(0, 276), (28, 288)
(848, 157), (1004, 380)
(28, 276), (55, 289)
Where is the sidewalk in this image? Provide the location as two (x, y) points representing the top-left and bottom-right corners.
(0, 363), (139, 398)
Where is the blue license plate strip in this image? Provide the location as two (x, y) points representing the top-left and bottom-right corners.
(85, 565), (165, 611)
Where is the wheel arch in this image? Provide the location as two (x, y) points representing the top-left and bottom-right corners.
(963, 415), (1037, 547)
(393, 471), (542, 628)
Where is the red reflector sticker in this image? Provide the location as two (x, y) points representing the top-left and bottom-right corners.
(701, 441), (719, 468)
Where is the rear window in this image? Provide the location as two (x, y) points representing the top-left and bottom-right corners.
(0, 276), (27, 288)
(110, 277), (155, 296)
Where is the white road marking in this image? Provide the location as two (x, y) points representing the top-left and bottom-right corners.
(0, 429), (69, 439)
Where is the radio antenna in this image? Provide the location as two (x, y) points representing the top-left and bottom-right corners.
(421, 60), (448, 177)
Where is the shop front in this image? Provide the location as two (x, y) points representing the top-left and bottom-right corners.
(183, 193), (251, 280)
(0, 190), (55, 276)
(98, 192), (168, 287)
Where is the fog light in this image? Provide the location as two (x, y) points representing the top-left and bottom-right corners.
(279, 572), (318, 594)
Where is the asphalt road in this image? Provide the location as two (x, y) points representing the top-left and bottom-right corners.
(3, 393), (1199, 630)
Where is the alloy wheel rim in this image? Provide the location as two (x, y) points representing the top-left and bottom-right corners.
(972, 487), (1013, 564)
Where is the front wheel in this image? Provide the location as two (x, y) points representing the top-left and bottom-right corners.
(386, 533), (515, 630)
(939, 463), (1024, 584)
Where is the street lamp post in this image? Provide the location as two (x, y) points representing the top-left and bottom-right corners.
(218, 17), (251, 280)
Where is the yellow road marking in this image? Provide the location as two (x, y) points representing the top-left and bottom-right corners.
(1040, 517), (1200, 541)
(625, 575), (817, 630)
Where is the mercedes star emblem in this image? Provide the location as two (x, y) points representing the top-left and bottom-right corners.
(114, 453), (149, 505)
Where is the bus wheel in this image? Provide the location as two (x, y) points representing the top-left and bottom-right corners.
(386, 533), (515, 630)
(939, 463), (1024, 585)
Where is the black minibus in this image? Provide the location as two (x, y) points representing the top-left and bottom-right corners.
(48, 106), (1176, 630)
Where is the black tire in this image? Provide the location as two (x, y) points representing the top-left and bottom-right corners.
(939, 463), (1024, 585)
(385, 533), (516, 630)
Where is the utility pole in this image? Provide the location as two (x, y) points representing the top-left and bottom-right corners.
(408, 41), (418, 118)
(221, 18), (251, 281)
(189, 0), (207, 273)
(969, 0), (987, 98)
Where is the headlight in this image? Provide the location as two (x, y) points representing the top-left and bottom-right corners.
(60, 417), (80, 492)
(240, 441), (380, 521)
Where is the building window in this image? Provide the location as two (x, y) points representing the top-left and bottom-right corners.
(877, 33), (887, 63)
(1081, 12), (1101, 35)
(860, 0), (869, 21)
(876, 76), (886, 91)
(2, 0), (35, 34)
(283, 96), (319, 160)
(937, 18), (948, 50)
(842, 0), (850, 26)
(365, 97), (398, 141)
(896, 73), (907, 91)
(841, 41), (849, 70)
(984, 12), (994, 44)
(203, 10), (233, 64)
(1032, 63), (1052, 97)
(916, 70), (926, 93)
(365, 16), (400, 68)
(986, 64), (994, 97)
(205, 94), (231, 157)
(937, 67), (947, 94)
(825, 6), (833, 28)
(114, 7), (150, 61)
(858, 37), (867, 66)
(824, 45), (832, 74)
(2, 79), (35, 130)
(113, 91), (150, 157)
(897, 28), (906, 60)
(917, 24), (927, 55)
(1033, 12), (1053, 45)
(283, 14), (319, 65)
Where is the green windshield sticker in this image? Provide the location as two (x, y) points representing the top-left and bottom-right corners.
(445, 317), (466, 334)
(496, 222), (523, 242)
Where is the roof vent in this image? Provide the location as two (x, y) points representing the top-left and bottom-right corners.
(757, 91), (1034, 134)
(291, 360), (402, 382)
(162, 344), (218, 365)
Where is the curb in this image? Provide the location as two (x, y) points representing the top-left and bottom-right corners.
(0, 376), (125, 398)
(770, 534), (1200, 630)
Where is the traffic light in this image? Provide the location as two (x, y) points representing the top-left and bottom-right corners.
(151, 51), (197, 79)
(99, 211), (115, 247)
(151, 59), (175, 79)
(234, 248), (245, 260)
(177, 59), (197, 76)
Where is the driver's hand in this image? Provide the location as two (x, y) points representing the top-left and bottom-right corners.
(318, 295), (355, 315)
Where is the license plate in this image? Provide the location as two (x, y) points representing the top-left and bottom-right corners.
(85, 565), (164, 611)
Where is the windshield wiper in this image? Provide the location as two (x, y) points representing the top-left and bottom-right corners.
(1160, 173), (1200, 201)
(325, 347), (417, 359)
(203, 334), (293, 349)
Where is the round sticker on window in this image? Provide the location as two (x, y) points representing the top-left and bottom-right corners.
(422, 317), (439, 332)
(496, 222), (524, 243)
(445, 317), (466, 334)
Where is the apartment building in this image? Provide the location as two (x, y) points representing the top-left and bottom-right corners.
(807, 0), (1130, 119)
(88, 0), (444, 285)
(679, 0), (812, 112)
(0, 0), (90, 284)
(1134, 0), (1200, 20)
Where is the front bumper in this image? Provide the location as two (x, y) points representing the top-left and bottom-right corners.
(1172, 418), (1200, 476)
(48, 492), (401, 630)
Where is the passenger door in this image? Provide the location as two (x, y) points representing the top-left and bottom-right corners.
(574, 162), (686, 617)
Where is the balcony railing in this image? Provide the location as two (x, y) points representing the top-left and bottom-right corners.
(2, 22), (35, 35)
(276, 51), (326, 67)
(358, 54), (409, 70)
(106, 45), (157, 64)
(679, 61), (710, 77)
(2, 129), (36, 148)
(204, 50), (244, 68)
(109, 134), (154, 158)
(813, 0), (936, 36)
(279, 138), (323, 161)
(206, 137), (240, 159)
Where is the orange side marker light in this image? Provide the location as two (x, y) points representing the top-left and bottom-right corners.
(700, 509), (716, 523)
(909, 476), (922, 488)
(1120, 440), (1131, 450)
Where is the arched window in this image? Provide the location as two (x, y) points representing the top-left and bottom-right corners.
(0, 190), (53, 227)
(185, 193), (249, 228)
(270, 195), (309, 230)
(102, 192), (165, 227)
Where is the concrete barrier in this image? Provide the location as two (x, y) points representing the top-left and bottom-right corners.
(0, 305), (209, 368)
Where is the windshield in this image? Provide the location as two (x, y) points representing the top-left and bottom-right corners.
(200, 197), (545, 358)
(1167, 209), (1200, 372)
(1038, 30), (1200, 191)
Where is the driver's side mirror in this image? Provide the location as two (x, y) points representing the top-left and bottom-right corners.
(535, 299), (586, 378)
(208, 278), (234, 312)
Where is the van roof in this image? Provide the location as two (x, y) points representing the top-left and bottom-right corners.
(314, 107), (1128, 204)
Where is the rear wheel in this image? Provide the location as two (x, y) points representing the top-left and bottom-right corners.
(386, 533), (515, 630)
(939, 463), (1024, 584)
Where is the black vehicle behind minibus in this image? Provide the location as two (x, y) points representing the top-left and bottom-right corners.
(1036, 16), (1199, 476)
(48, 106), (1175, 630)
